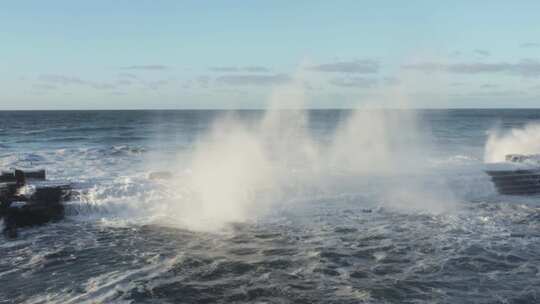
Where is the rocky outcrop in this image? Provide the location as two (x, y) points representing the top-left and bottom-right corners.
(485, 154), (540, 195)
(0, 170), (71, 238)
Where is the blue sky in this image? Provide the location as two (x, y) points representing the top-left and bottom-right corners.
(1, 1), (540, 109)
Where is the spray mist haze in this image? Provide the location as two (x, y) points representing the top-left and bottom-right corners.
(154, 78), (459, 231)
(485, 123), (540, 163)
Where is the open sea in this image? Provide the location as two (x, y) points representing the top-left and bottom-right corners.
(0, 109), (539, 304)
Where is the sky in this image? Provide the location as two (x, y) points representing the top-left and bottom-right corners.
(1, 1), (540, 109)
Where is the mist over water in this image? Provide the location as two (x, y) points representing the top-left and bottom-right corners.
(485, 122), (540, 163)
(156, 80), (459, 232)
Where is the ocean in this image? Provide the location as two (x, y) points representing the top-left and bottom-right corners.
(0, 109), (539, 303)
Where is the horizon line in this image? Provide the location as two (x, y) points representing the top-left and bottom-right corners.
(0, 107), (540, 111)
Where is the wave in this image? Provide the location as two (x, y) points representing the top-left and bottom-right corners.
(485, 123), (540, 162)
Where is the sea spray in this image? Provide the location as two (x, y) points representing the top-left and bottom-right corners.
(329, 109), (427, 174)
(171, 116), (276, 231)
(159, 78), (459, 231)
(166, 78), (321, 231)
(330, 108), (458, 213)
(484, 123), (540, 163)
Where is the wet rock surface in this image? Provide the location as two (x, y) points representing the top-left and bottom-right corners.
(0, 170), (71, 238)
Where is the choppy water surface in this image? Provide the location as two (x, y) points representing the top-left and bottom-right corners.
(0, 110), (539, 303)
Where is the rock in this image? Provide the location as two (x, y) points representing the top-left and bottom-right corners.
(0, 172), (15, 182)
(22, 169), (46, 180)
(4, 200), (64, 228)
(0, 169), (71, 238)
(14, 170), (27, 188)
(505, 154), (540, 164)
(31, 184), (72, 203)
(0, 169), (46, 182)
(2, 185), (70, 237)
(0, 182), (19, 211)
(0, 182), (18, 198)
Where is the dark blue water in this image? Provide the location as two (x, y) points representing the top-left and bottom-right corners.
(0, 109), (539, 303)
